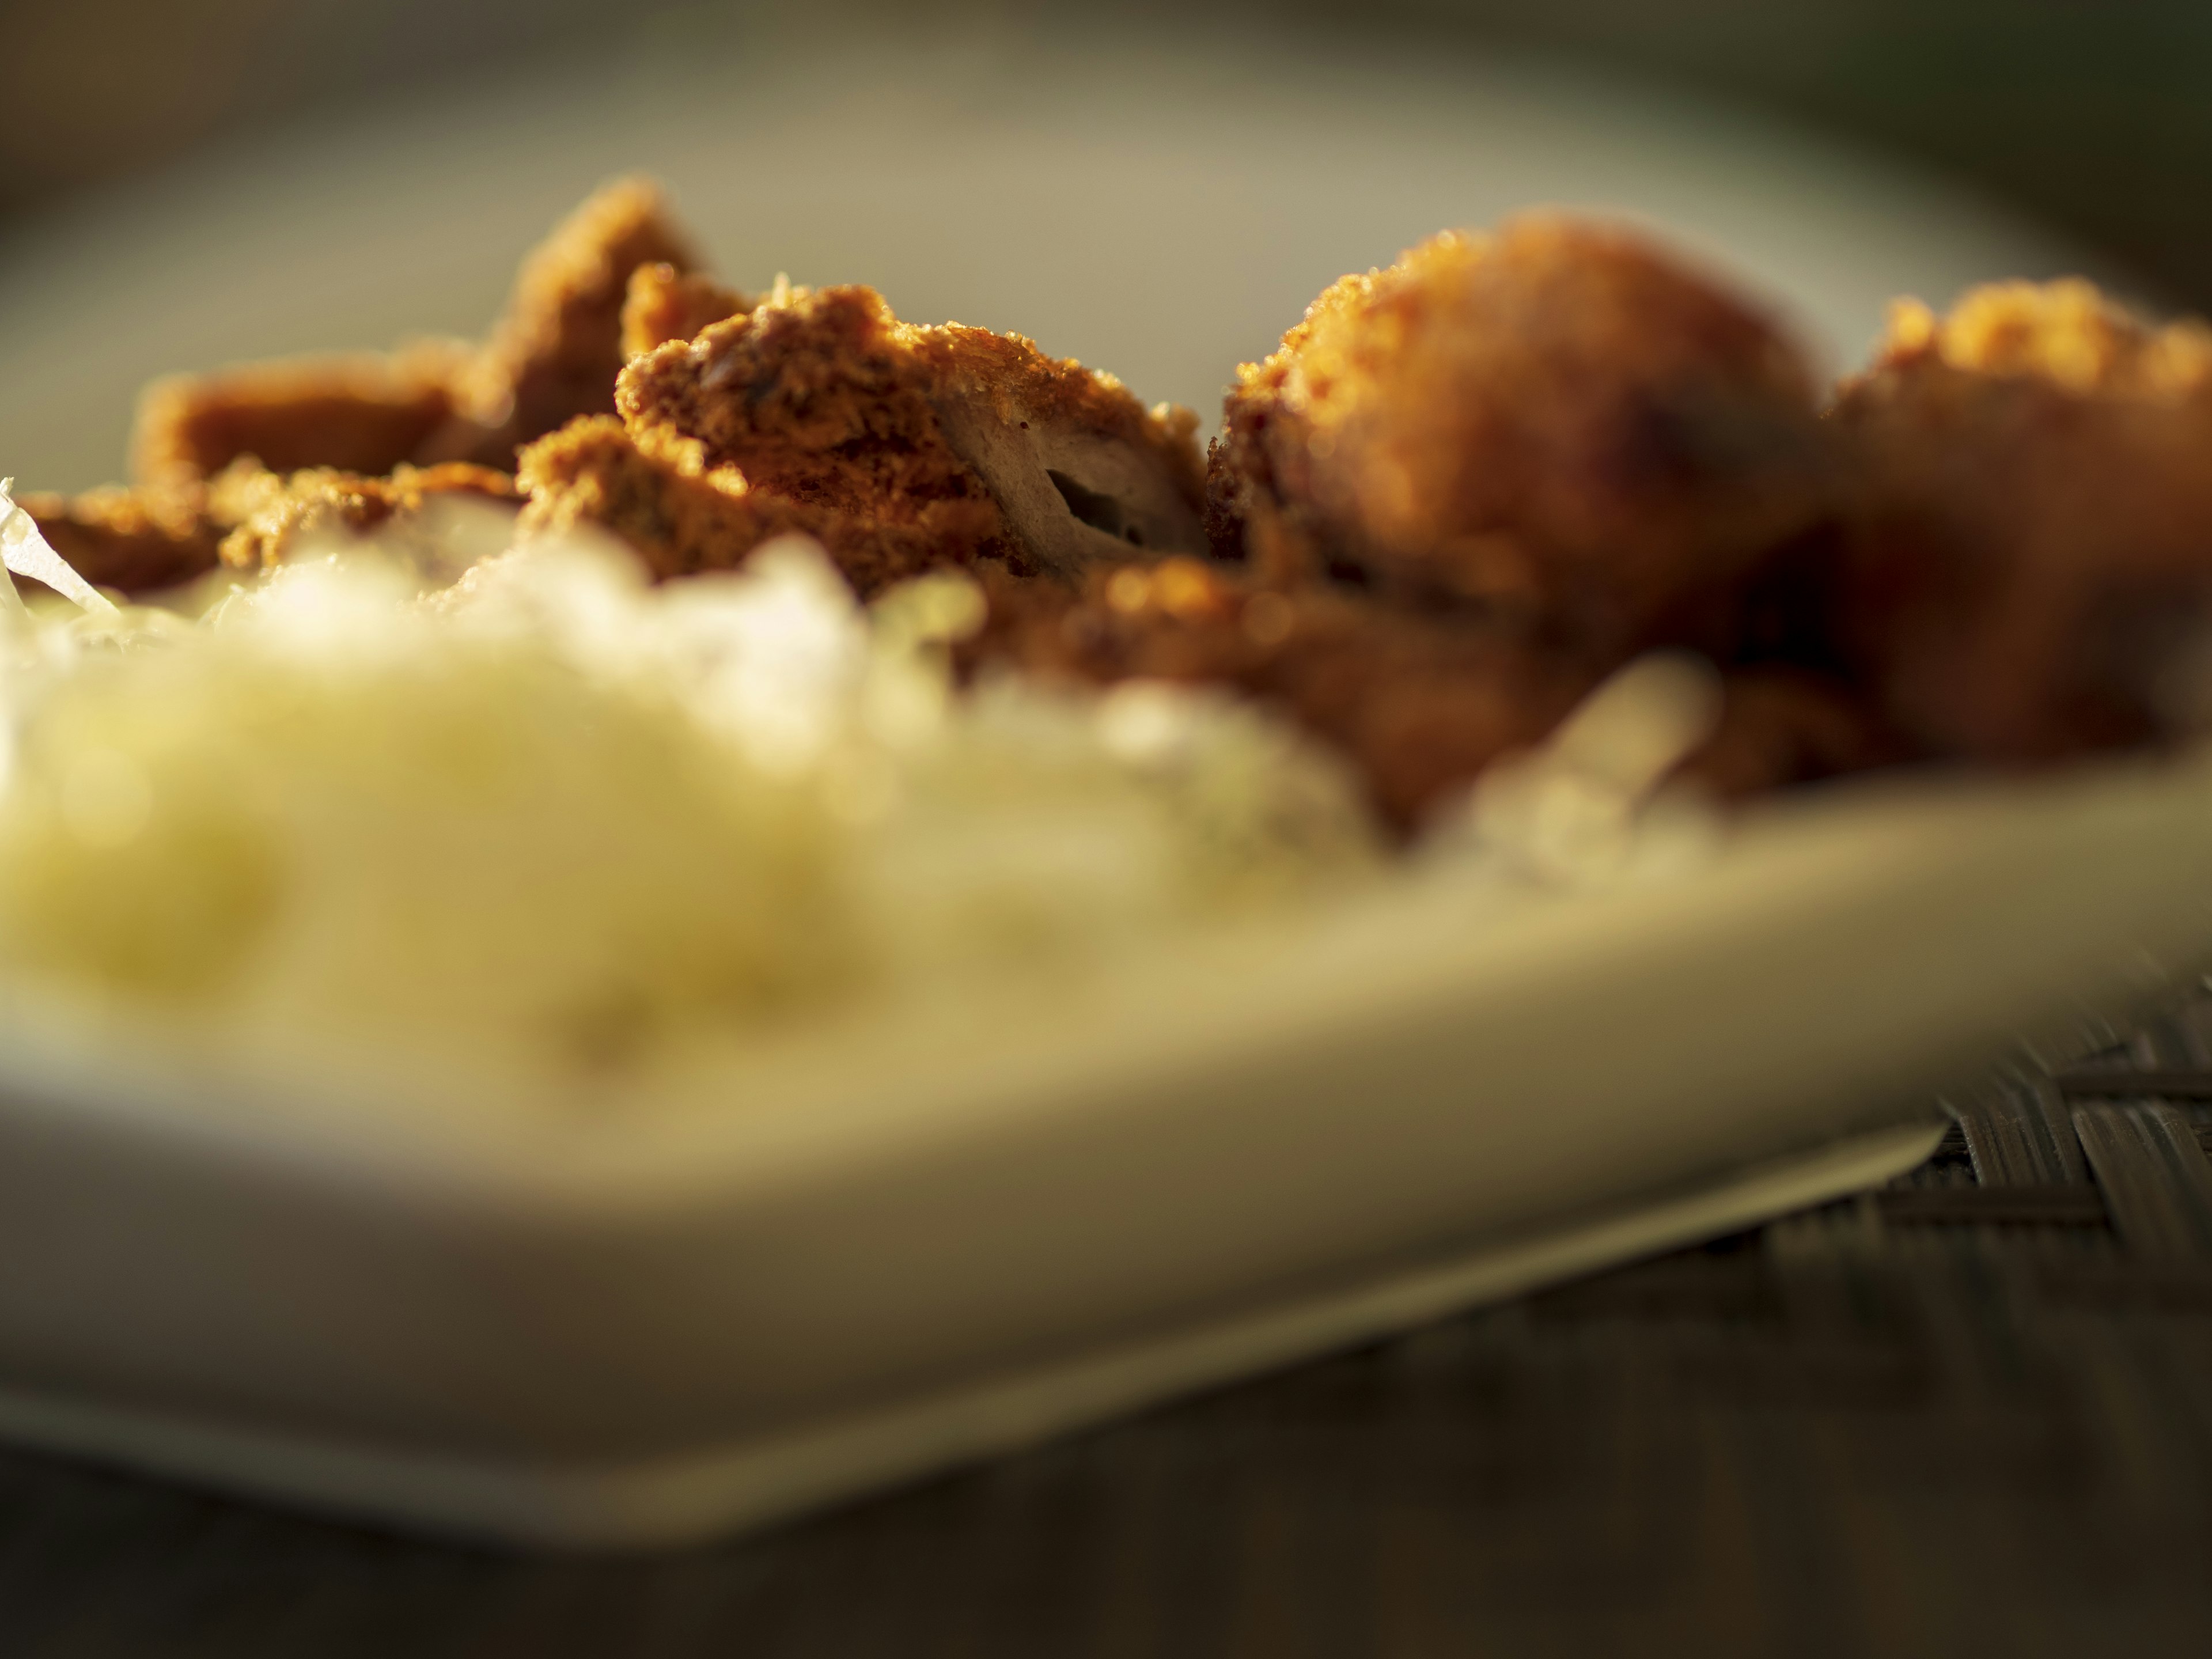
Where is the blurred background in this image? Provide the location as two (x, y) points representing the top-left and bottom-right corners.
(2, 0), (2204, 490)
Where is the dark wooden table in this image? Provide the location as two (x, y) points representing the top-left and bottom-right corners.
(4, 1007), (2212, 1656)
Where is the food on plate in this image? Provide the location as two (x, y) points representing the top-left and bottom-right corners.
(16, 479), (223, 595)
(965, 555), (1599, 830)
(131, 340), (476, 491)
(422, 177), (704, 469)
(0, 527), (1376, 1069)
(594, 280), (1205, 585)
(1827, 279), (2212, 760)
(521, 272), (1208, 600)
(131, 177), (696, 491)
(213, 459), (522, 573)
(1204, 218), (1831, 657)
(6, 179), (2212, 1078)
(619, 262), (750, 358)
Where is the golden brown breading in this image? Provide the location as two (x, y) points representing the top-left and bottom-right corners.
(584, 280), (1207, 591)
(212, 461), (520, 573)
(424, 178), (704, 467)
(1885, 279), (2212, 396)
(131, 342), (472, 489)
(517, 412), (1006, 599)
(130, 180), (702, 490)
(967, 556), (1601, 830)
(1210, 218), (1830, 656)
(515, 416), (822, 582)
(1830, 281), (2212, 760)
(18, 483), (224, 595)
(619, 285), (1007, 552)
(619, 263), (750, 358)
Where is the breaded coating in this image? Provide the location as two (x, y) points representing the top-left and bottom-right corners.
(1210, 218), (1829, 656)
(1886, 278), (2212, 396)
(1830, 280), (2212, 760)
(516, 416), (823, 582)
(518, 409), (1030, 600)
(619, 285), (1007, 560)
(426, 178), (704, 467)
(213, 461), (519, 573)
(620, 263), (749, 358)
(131, 342), (471, 489)
(18, 484), (223, 596)
(130, 180), (702, 489)
(568, 280), (1205, 592)
(968, 556), (1600, 830)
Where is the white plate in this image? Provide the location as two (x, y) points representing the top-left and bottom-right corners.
(0, 20), (2179, 1550)
(0, 759), (2207, 1547)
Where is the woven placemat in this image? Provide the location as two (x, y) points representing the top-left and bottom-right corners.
(3, 1001), (2211, 1656)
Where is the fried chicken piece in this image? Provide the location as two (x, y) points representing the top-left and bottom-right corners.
(211, 461), (520, 573)
(130, 180), (702, 489)
(1830, 281), (2212, 760)
(17, 483), (224, 596)
(969, 556), (1601, 830)
(620, 263), (749, 357)
(1210, 218), (1830, 656)
(551, 280), (1205, 593)
(423, 179), (705, 468)
(132, 342), (472, 490)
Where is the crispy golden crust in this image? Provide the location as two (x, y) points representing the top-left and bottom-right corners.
(967, 556), (1601, 830)
(620, 263), (751, 358)
(518, 414), (1009, 599)
(1830, 281), (2212, 760)
(1877, 280), (2212, 395)
(1211, 218), (1829, 656)
(130, 342), (471, 489)
(213, 461), (518, 572)
(614, 285), (1020, 584)
(18, 484), (224, 596)
(623, 286), (1007, 531)
(514, 416), (821, 582)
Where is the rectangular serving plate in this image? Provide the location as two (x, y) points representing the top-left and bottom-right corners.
(0, 756), (2205, 1548)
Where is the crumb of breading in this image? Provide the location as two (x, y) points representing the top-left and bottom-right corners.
(17, 484), (224, 596)
(213, 461), (520, 572)
(620, 263), (750, 357)
(132, 342), (472, 489)
(1831, 279), (2212, 760)
(1209, 218), (1829, 656)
